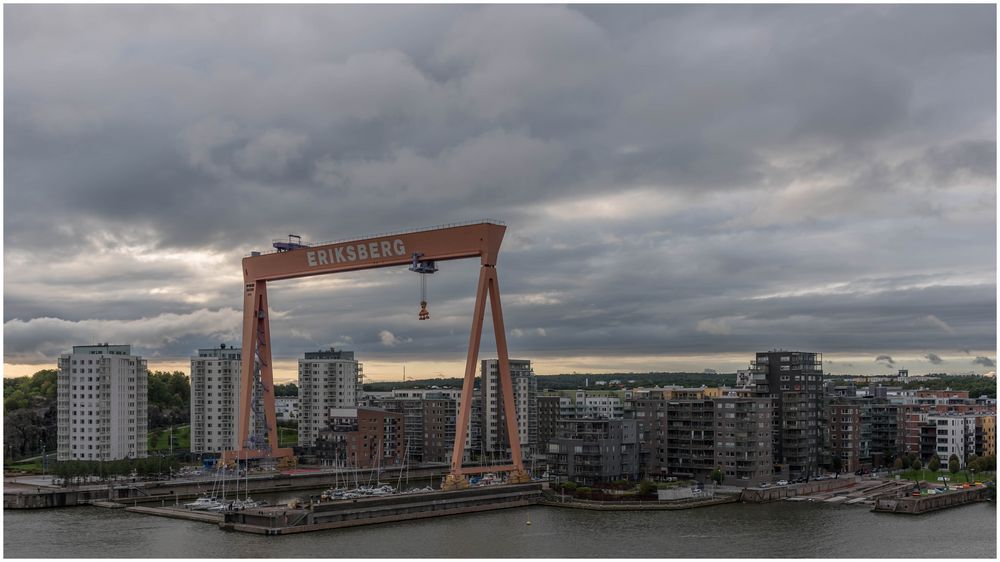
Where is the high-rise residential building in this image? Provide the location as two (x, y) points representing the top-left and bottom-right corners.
(481, 359), (537, 457)
(57, 344), (148, 461)
(298, 348), (361, 447)
(664, 397), (716, 482)
(752, 350), (825, 478)
(190, 344), (242, 454)
(713, 395), (773, 486)
(624, 389), (669, 477)
(827, 396), (862, 473)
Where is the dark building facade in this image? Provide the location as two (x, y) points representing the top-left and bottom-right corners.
(547, 418), (639, 485)
(624, 391), (668, 477)
(752, 351), (825, 478)
(827, 397), (862, 472)
(664, 398), (716, 482)
(536, 395), (562, 457)
(313, 407), (405, 469)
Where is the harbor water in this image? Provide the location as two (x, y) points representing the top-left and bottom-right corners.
(4, 499), (996, 557)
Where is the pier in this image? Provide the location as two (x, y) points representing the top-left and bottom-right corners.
(872, 485), (990, 514)
(123, 483), (545, 535)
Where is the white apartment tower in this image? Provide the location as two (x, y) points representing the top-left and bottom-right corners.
(190, 344), (242, 454)
(57, 344), (148, 461)
(299, 348), (362, 447)
(480, 359), (537, 456)
(928, 414), (977, 467)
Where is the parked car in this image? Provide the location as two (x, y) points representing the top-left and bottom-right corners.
(937, 476), (950, 482)
(776, 480), (789, 486)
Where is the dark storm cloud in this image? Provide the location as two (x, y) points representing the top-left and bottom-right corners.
(4, 5), (996, 372)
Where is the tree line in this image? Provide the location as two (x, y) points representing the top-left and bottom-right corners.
(49, 455), (183, 486)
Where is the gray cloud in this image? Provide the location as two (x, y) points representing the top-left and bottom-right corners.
(972, 356), (996, 368)
(875, 355), (896, 366)
(924, 353), (944, 365)
(3, 5), (996, 376)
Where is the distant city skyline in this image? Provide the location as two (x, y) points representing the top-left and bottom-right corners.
(4, 351), (994, 383)
(4, 5), (995, 380)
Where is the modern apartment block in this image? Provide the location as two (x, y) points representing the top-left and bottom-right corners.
(313, 407), (405, 468)
(624, 389), (668, 477)
(979, 415), (996, 457)
(546, 418), (639, 485)
(57, 344), (148, 461)
(752, 350), (825, 478)
(827, 396), (862, 472)
(536, 395), (562, 456)
(369, 388), (476, 465)
(713, 396), (773, 486)
(190, 344), (242, 454)
(553, 390), (624, 419)
(928, 414), (977, 466)
(481, 359), (537, 457)
(298, 348), (361, 447)
(664, 398), (716, 482)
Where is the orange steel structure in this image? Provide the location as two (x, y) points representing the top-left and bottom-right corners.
(223, 221), (527, 485)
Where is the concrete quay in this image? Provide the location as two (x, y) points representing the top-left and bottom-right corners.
(539, 493), (739, 511)
(740, 477), (861, 503)
(873, 486), (990, 514)
(220, 483), (545, 535)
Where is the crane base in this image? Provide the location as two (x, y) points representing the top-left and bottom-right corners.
(441, 474), (470, 491)
(508, 470), (532, 484)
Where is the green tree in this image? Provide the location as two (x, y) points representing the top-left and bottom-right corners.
(710, 467), (724, 485)
(911, 458), (922, 471)
(560, 481), (577, 494)
(638, 479), (657, 495)
(948, 454), (960, 474)
(893, 457), (904, 470)
(274, 383), (299, 397)
(928, 455), (940, 472)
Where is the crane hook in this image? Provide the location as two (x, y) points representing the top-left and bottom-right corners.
(409, 253), (438, 321)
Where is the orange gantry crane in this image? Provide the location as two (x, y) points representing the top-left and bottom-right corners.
(223, 220), (530, 488)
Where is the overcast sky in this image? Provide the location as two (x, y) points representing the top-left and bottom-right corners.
(4, 5), (996, 381)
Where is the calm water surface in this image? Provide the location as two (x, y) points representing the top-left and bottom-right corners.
(4, 500), (996, 558)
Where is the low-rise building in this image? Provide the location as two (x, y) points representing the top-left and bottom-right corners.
(275, 396), (299, 421)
